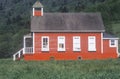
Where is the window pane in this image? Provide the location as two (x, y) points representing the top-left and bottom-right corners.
(46, 38), (48, 43)
(88, 36), (96, 51)
(110, 39), (116, 47)
(59, 43), (64, 48)
(35, 8), (41, 10)
(43, 38), (46, 42)
(73, 36), (81, 51)
(58, 36), (65, 51)
(111, 40), (115, 45)
(42, 36), (49, 51)
(43, 38), (48, 48)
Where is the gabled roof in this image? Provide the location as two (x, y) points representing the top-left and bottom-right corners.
(33, 1), (43, 8)
(103, 33), (119, 39)
(31, 13), (105, 32)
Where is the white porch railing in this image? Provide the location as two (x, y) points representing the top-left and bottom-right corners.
(13, 47), (33, 61)
(24, 47), (33, 54)
(13, 48), (24, 61)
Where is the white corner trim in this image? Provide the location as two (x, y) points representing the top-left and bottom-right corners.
(116, 40), (119, 57)
(33, 33), (35, 54)
(101, 33), (103, 53)
(41, 8), (43, 16)
(33, 8), (35, 16)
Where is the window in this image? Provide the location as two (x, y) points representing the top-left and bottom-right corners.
(88, 36), (96, 51)
(58, 36), (65, 51)
(110, 39), (116, 47)
(73, 36), (81, 51)
(35, 8), (41, 10)
(41, 36), (49, 51)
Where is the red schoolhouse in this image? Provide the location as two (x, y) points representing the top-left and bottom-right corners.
(13, 1), (119, 61)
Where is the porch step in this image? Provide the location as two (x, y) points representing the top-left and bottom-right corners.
(13, 48), (24, 61)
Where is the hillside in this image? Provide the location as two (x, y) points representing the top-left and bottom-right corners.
(0, 0), (120, 58)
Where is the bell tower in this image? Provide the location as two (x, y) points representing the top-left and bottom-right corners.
(32, 1), (43, 16)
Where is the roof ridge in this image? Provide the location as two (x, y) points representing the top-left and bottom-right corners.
(33, 1), (43, 8)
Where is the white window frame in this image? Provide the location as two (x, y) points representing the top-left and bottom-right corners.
(41, 36), (49, 51)
(58, 36), (65, 51)
(88, 36), (96, 51)
(109, 39), (116, 47)
(73, 36), (81, 51)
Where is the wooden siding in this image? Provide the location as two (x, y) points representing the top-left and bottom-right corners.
(102, 39), (118, 58)
(34, 11), (42, 16)
(24, 32), (118, 60)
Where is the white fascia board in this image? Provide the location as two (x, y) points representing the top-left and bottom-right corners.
(103, 38), (119, 40)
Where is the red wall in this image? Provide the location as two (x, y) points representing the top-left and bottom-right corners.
(102, 39), (118, 59)
(24, 33), (118, 60)
(34, 11), (42, 16)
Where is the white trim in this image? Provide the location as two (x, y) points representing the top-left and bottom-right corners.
(103, 38), (119, 40)
(33, 33), (35, 54)
(23, 36), (26, 49)
(73, 36), (81, 51)
(58, 36), (65, 51)
(23, 37), (25, 54)
(41, 36), (49, 51)
(88, 36), (96, 51)
(31, 30), (105, 33)
(109, 39), (117, 47)
(41, 8), (43, 16)
(101, 33), (103, 53)
(116, 40), (119, 57)
(33, 8), (35, 16)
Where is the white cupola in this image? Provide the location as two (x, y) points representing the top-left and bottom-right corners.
(32, 1), (43, 16)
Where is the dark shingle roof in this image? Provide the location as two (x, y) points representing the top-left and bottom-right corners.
(31, 13), (105, 32)
(33, 1), (43, 8)
(103, 33), (118, 39)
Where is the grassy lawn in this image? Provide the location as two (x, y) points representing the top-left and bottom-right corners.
(0, 59), (120, 79)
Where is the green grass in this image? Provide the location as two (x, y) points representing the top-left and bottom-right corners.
(0, 59), (120, 79)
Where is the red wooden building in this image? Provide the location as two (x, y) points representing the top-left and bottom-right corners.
(13, 1), (119, 61)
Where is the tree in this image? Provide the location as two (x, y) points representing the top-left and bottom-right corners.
(58, 6), (68, 12)
(75, 2), (85, 12)
(0, 3), (3, 10)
